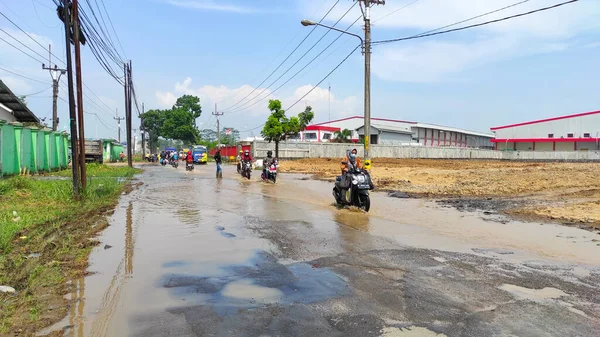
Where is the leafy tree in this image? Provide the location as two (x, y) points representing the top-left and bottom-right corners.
(261, 100), (314, 158)
(162, 108), (199, 144)
(140, 109), (166, 152)
(173, 94), (202, 127)
(332, 129), (352, 143)
(200, 129), (217, 142)
(220, 127), (240, 145)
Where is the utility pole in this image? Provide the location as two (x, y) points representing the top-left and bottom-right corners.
(133, 128), (137, 155)
(60, 0), (79, 197)
(42, 45), (66, 132)
(212, 103), (224, 146)
(126, 60), (132, 168)
(114, 109), (124, 143)
(360, 0), (385, 162)
(328, 82), (331, 124)
(72, 0), (86, 188)
(141, 102), (146, 158)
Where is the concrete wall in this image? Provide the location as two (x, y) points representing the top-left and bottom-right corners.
(252, 140), (600, 161)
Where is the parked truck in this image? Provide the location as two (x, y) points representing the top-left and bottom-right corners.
(85, 139), (104, 164)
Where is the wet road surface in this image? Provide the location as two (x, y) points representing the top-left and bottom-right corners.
(46, 164), (600, 337)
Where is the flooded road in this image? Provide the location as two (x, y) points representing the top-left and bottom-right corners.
(47, 164), (600, 337)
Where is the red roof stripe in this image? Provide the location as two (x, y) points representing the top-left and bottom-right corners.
(491, 138), (600, 143)
(312, 116), (416, 126)
(490, 110), (600, 131)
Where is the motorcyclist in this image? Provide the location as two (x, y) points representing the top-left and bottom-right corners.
(341, 148), (362, 175)
(263, 150), (276, 179)
(237, 150), (243, 173)
(186, 150), (193, 166)
(241, 150), (253, 173)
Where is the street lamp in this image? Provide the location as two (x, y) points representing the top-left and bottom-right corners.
(300, 18), (372, 166)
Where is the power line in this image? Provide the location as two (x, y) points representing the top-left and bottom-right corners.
(18, 86), (53, 97)
(373, 0), (422, 23)
(245, 43), (361, 133)
(0, 35), (45, 64)
(96, 0), (127, 59)
(229, 15), (362, 114)
(0, 28), (49, 62)
(0, 10), (65, 65)
(0, 66), (50, 84)
(227, 2), (358, 113)
(221, 0), (341, 112)
(372, 0), (578, 45)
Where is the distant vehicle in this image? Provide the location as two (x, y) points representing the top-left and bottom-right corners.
(192, 145), (208, 164)
(85, 139), (103, 164)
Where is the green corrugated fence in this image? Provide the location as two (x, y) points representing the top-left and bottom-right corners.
(0, 121), (69, 176)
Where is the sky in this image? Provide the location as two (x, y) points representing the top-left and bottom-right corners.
(1, 0), (599, 141)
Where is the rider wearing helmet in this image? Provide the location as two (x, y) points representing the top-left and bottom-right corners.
(263, 150), (275, 178)
(241, 150), (253, 163)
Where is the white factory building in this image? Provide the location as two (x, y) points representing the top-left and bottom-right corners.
(490, 109), (600, 151)
(298, 116), (494, 148)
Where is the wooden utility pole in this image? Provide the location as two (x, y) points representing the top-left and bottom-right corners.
(72, 0), (86, 188)
(42, 45), (66, 132)
(126, 61), (133, 167)
(60, 0), (79, 197)
(212, 103), (223, 146)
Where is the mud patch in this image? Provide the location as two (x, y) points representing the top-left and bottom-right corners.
(498, 284), (567, 301)
(381, 326), (447, 337)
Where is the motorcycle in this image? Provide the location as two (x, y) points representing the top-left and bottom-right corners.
(332, 163), (372, 212)
(262, 160), (278, 183)
(160, 158), (167, 166)
(241, 160), (252, 180)
(185, 161), (194, 171)
(172, 159), (179, 169)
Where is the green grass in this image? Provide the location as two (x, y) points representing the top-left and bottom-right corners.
(0, 165), (141, 333)
(1, 165), (140, 253)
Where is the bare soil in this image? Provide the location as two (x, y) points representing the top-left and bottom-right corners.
(279, 158), (600, 229)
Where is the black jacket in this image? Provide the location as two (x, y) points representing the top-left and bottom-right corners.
(214, 152), (222, 164)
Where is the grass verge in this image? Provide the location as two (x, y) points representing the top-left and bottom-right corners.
(0, 164), (141, 336)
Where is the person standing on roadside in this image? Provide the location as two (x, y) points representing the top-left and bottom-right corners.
(214, 149), (223, 178)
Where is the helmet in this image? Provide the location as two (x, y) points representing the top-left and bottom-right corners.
(239, 150), (243, 153)
(267, 150), (272, 157)
(244, 150), (249, 155)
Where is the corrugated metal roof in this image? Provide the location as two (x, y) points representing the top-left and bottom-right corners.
(0, 80), (39, 123)
(357, 123), (413, 134)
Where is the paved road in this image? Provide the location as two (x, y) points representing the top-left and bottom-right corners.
(49, 164), (600, 337)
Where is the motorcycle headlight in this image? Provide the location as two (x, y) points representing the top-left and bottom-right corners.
(352, 179), (358, 185)
(357, 175), (365, 183)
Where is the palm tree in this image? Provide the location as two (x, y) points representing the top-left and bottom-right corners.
(333, 129), (352, 143)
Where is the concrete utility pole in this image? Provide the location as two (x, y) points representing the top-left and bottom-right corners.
(72, 0), (86, 188)
(301, 0), (384, 165)
(141, 102), (146, 158)
(42, 45), (66, 132)
(114, 109), (124, 142)
(213, 103), (224, 146)
(60, 0), (79, 197)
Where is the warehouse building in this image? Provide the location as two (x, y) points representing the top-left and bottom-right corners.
(490, 110), (600, 151)
(300, 116), (494, 148)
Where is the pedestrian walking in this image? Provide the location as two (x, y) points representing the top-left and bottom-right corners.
(214, 149), (223, 178)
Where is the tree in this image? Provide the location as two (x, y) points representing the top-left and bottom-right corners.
(220, 127), (240, 145)
(162, 108), (199, 144)
(140, 109), (166, 152)
(200, 129), (217, 142)
(173, 95), (202, 127)
(332, 129), (352, 143)
(261, 100), (314, 158)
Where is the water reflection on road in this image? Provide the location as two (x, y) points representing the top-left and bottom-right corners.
(45, 164), (600, 337)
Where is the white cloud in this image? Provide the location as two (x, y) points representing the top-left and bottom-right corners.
(155, 78), (359, 129)
(299, 0), (600, 83)
(165, 0), (261, 13)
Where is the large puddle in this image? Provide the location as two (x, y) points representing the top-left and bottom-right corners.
(41, 164), (600, 336)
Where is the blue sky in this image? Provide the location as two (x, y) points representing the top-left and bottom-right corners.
(1, 0), (599, 140)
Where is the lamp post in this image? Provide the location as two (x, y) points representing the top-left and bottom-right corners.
(301, 19), (371, 165)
